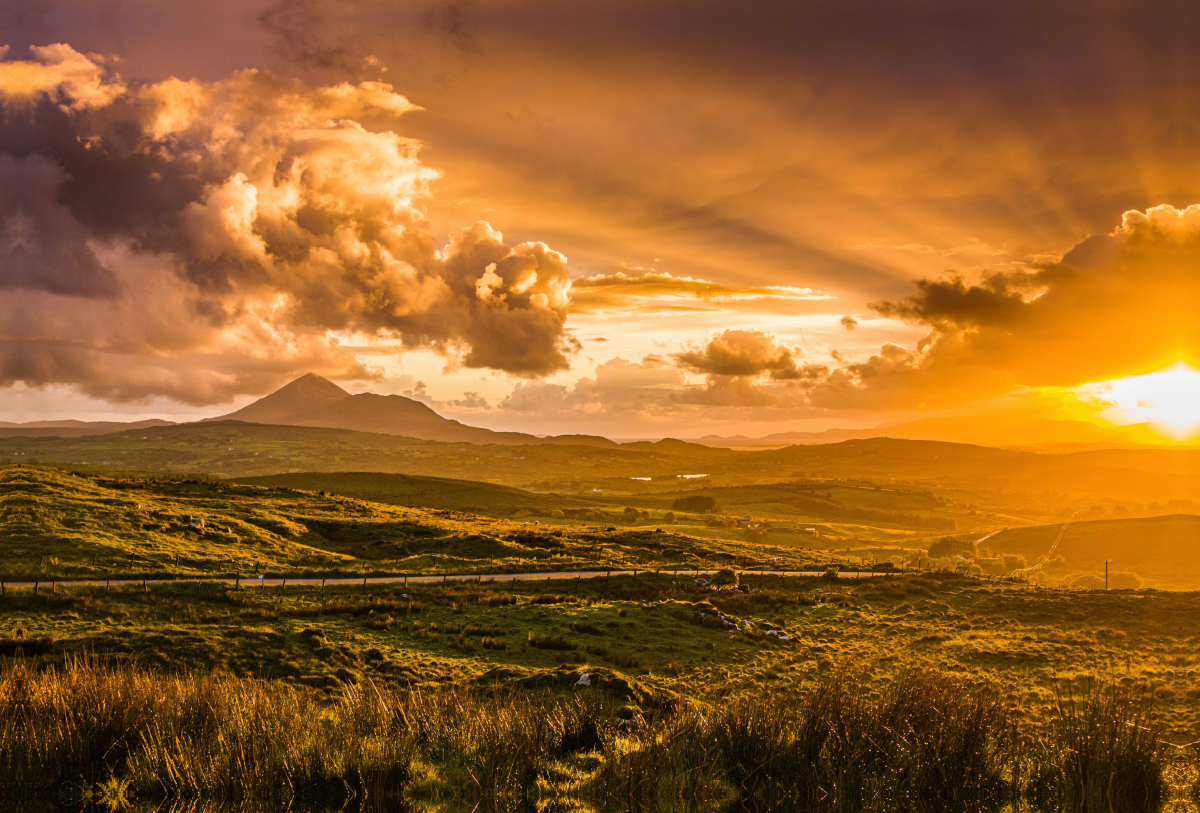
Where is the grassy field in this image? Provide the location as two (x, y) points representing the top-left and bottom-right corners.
(2, 572), (1199, 741)
(0, 574), (1192, 810)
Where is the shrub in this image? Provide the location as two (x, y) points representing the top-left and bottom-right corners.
(711, 569), (738, 587)
(928, 535), (972, 558)
(482, 638), (506, 650)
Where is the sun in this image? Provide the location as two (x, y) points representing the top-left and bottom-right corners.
(1087, 362), (1200, 438)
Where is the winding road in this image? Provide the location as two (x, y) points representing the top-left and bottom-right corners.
(0, 567), (896, 591)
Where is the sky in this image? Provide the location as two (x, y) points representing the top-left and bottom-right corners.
(3, 1), (1200, 437)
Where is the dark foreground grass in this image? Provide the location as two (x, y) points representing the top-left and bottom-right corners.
(0, 659), (1169, 813)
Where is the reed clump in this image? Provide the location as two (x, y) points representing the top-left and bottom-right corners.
(586, 669), (1014, 813)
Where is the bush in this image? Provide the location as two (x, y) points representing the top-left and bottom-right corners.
(672, 495), (719, 513)
(663, 511), (676, 524)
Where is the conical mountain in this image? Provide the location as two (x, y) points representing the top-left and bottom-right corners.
(214, 373), (352, 424)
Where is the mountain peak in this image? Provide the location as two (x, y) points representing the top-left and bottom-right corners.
(276, 373), (351, 400)
(210, 373), (351, 425)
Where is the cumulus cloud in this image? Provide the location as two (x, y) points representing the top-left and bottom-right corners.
(810, 204), (1200, 408)
(0, 44), (576, 404)
(840, 315), (858, 331)
(671, 329), (828, 407)
(675, 329), (809, 381)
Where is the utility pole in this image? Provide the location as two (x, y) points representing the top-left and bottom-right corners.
(1105, 559), (1111, 590)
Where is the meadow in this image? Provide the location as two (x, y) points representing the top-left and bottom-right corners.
(5, 460), (1200, 811)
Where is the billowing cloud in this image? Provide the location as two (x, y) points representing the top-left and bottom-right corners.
(0, 44), (576, 404)
(809, 205), (1200, 409)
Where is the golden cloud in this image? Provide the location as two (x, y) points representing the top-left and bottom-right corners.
(810, 205), (1200, 409)
(570, 269), (832, 314)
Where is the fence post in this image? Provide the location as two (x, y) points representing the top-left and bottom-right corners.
(34, 581), (38, 597)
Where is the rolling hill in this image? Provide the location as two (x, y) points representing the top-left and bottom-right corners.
(985, 514), (1200, 588)
(0, 419), (176, 438)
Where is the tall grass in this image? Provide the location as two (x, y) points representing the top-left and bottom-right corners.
(586, 669), (1012, 813)
(0, 659), (1170, 812)
(1027, 680), (1165, 812)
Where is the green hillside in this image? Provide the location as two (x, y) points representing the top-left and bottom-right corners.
(0, 465), (837, 581)
(233, 471), (593, 517)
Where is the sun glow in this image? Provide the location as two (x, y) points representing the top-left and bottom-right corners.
(1087, 362), (1200, 438)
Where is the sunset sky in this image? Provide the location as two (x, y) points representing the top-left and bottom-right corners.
(3, 2), (1200, 437)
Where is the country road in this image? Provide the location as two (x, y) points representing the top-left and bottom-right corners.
(0, 568), (896, 590)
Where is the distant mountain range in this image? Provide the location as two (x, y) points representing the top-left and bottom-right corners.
(0, 373), (1186, 448)
(694, 415), (1175, 449)
(0, 419), (176, 438)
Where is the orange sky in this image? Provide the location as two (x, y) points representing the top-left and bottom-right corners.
(3, 2), (1200, 437)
